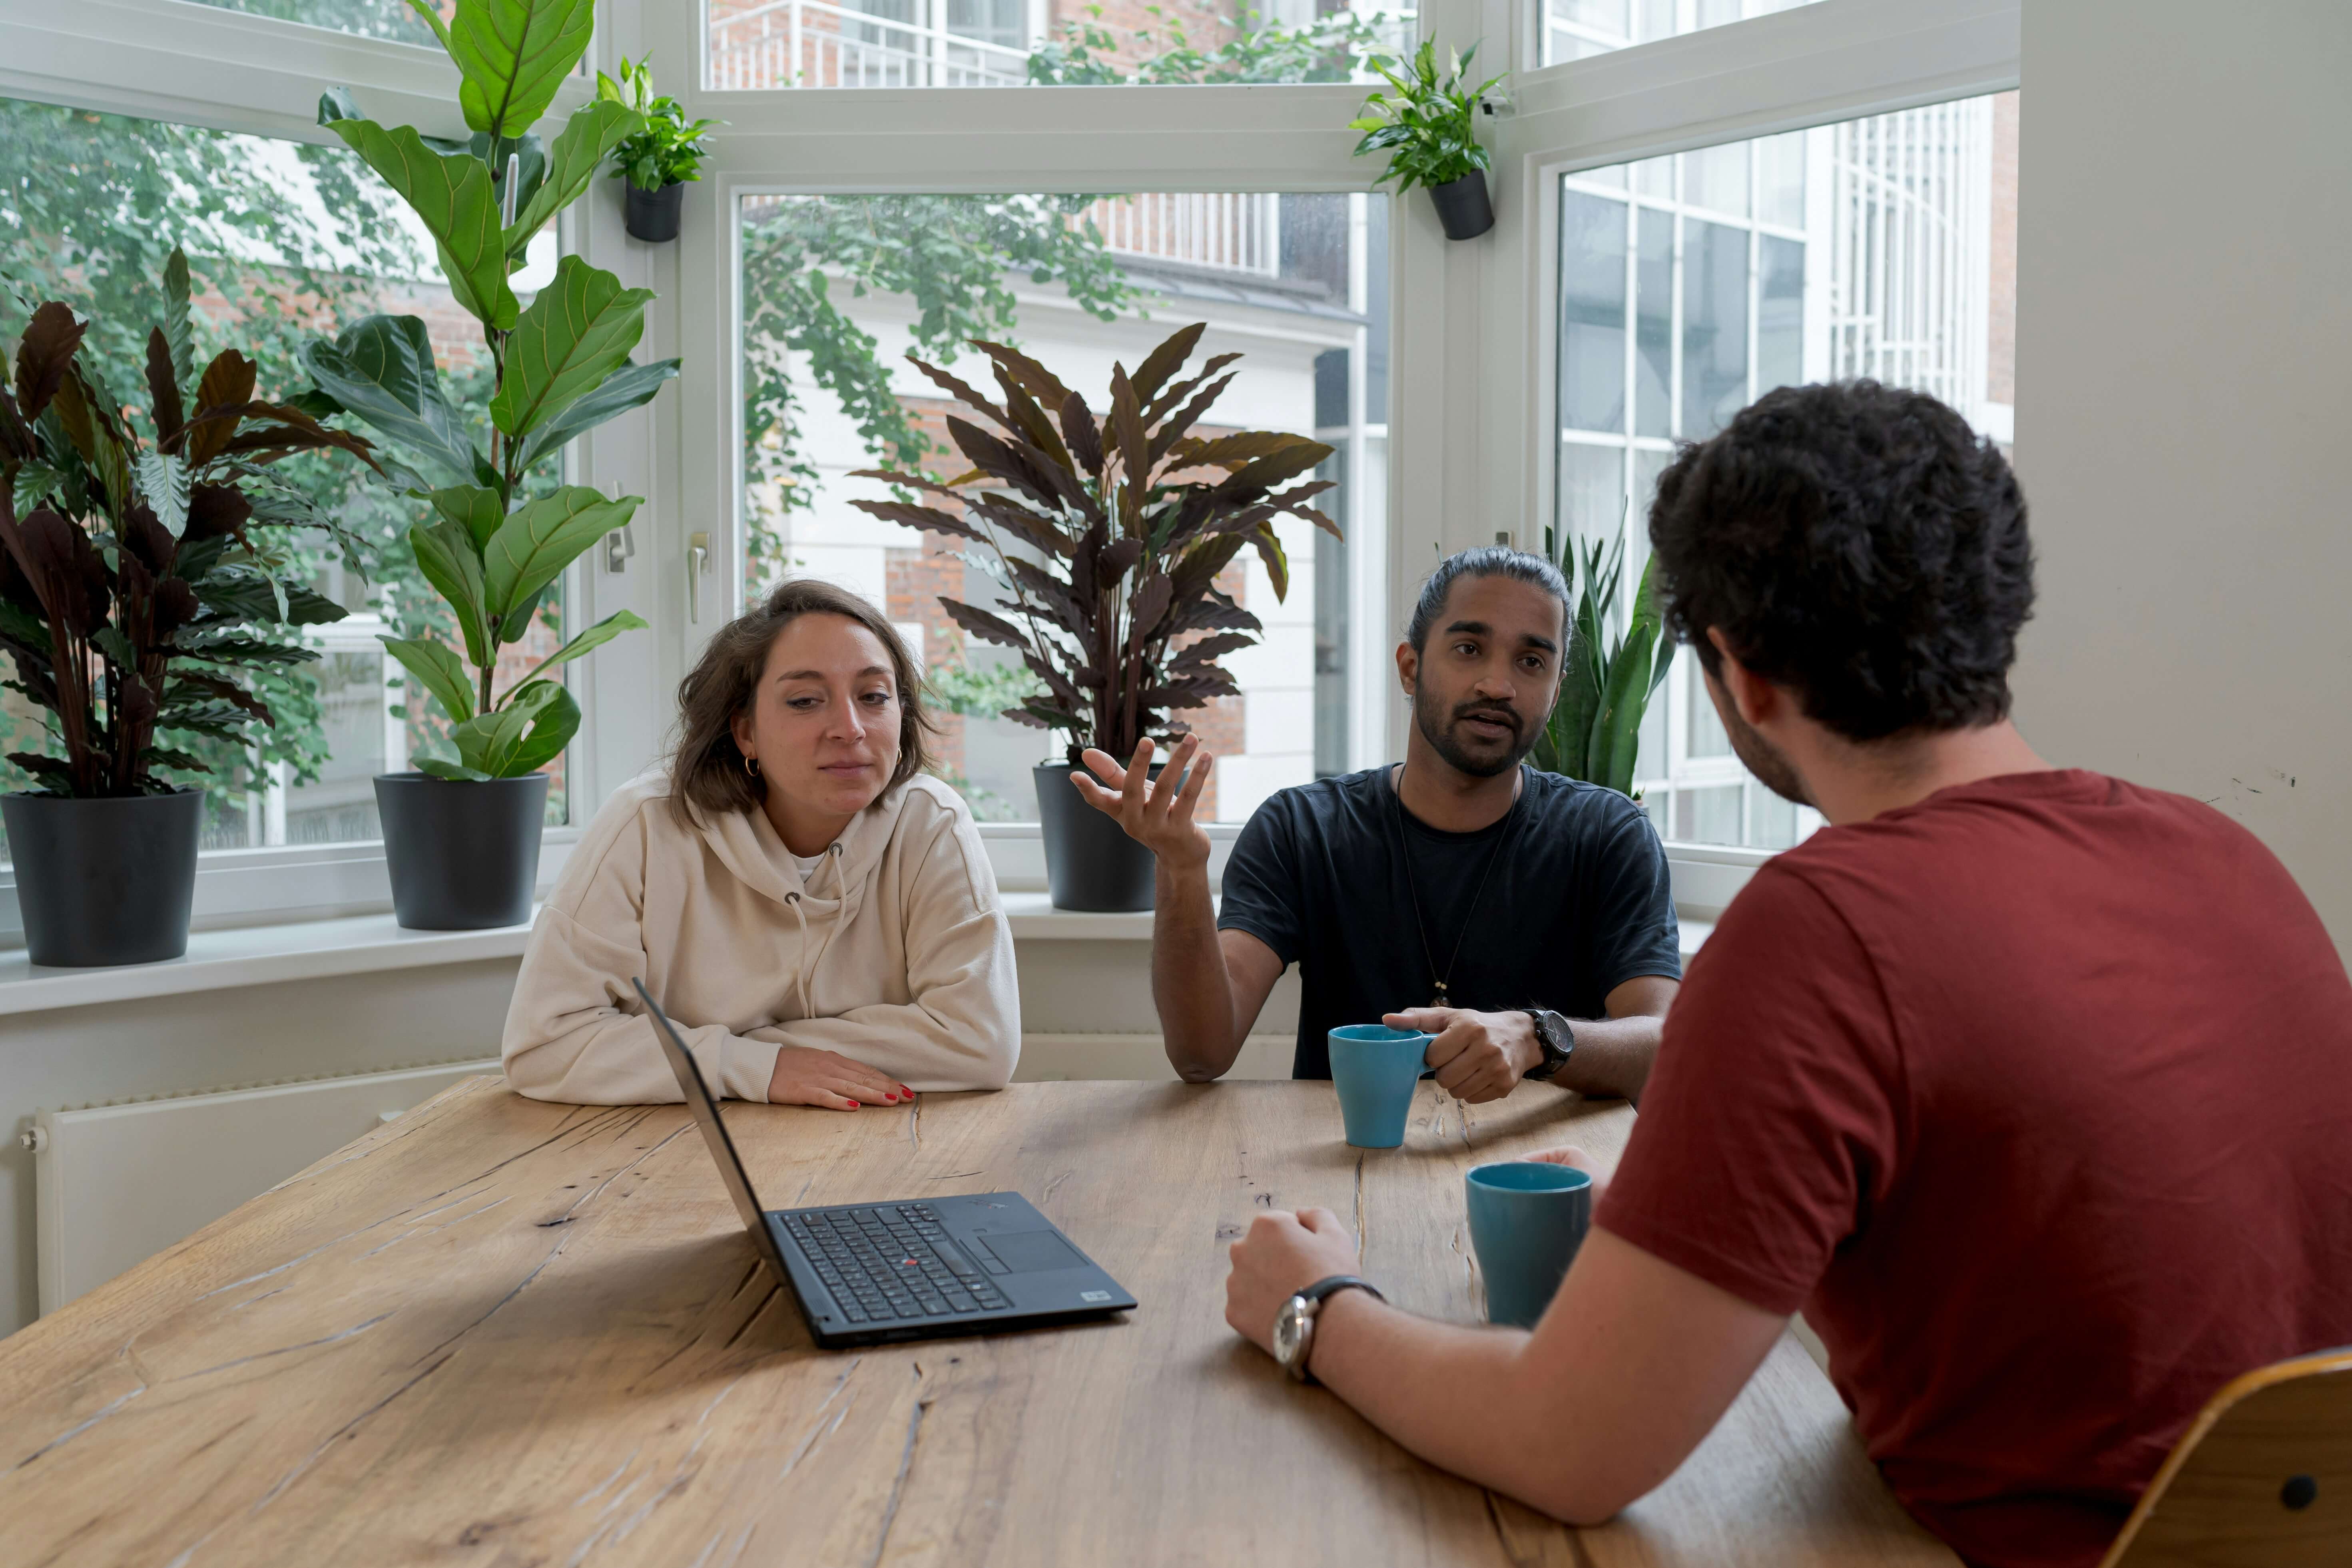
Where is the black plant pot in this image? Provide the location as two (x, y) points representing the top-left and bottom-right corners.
(1428, 171), (1496, 241)
(375, 772), (548, 930)
(2, 789), (203, 967)
(624, 179), (685, 243)
(1034, 761), (1166, 913)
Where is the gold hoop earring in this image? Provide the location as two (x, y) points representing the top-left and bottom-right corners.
(744, 755), (761, 779)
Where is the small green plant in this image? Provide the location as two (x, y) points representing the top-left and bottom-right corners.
(598, 56), (722, 192)
(1529, 520), (1674, 797)
(1348, 40), (1506, 193)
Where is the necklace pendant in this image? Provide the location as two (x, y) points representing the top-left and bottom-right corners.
(1431, 982), (1448, 1007)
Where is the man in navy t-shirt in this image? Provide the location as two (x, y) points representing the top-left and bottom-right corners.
(1072, 547), (1681, 1102)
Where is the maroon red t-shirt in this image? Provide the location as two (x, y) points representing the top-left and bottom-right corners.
(1597, 770), (2352, 1568)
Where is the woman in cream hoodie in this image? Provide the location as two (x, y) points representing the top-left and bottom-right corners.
(502, 578), (1019, 1106)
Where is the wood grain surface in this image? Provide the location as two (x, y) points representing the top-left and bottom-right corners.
(0, 1078), (1957, 1567)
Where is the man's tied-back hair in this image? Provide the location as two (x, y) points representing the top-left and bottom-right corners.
(1405, 545), (1572, 652)
(1646, 380), (2034, 742)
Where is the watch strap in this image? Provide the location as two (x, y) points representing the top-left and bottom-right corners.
(1281, 1275), (1385, 1385)
(1522, 1008), (1575, 1081)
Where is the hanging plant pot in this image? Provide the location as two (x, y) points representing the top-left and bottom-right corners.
(623, 179), (686, 243)
(1033, 761), (1166, 913)
(2, 790), (203, 967)
(1427, 171), (1496, 241)
(375, 773), (548, 930)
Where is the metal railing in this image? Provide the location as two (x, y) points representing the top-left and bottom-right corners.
(710, 0), (1031, 90)
(1080, 192), (1282, 278)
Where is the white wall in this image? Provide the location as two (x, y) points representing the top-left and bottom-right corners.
(2012, 0), (2352, 956)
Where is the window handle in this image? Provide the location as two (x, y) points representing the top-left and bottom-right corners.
(688, 532), (710, 623)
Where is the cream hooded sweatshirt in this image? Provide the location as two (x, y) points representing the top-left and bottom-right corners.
(502, 770), (1020, 1104)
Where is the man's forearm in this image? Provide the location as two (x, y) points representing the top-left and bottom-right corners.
(1558, 1013), (1662, 1102)
(1151, 859), (1241, 1081)
(1304, 1291), (1605, 1522)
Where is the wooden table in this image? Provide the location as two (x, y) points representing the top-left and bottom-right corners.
(0, 1078), (1956, 1566)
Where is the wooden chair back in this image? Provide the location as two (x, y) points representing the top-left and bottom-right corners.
(2098, 1346), (2352, 1568)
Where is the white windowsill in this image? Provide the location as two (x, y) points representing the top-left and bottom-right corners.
(0, 881), (1719, 1017)
(0, 911), (537, 1018)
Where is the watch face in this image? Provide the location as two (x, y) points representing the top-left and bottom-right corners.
(1272, 1297), (1309, 1369)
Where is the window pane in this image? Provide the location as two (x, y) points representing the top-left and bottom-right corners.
(1682, 219), (1748, 439)
(1555, 443), (1625, 540)
(1634, 208), (1673, 438)
(741, 191), (1388, 825)
(709, 0), (1412, 89)
(0, 94), (571, 867)
(1758, 234), (1806, 396)
(1684, 141), (1749, 219)
(179, 0), (441, 44)
(1759, 130), (1807, 229)
(1546, 0), (1822, 65)
(1551, 92), (2015, 848)
(1672, 785), (1741, 844)
(1558, 191), (1628, 434)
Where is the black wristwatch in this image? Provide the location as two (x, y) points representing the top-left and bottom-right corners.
(1522, 1008), (1575, 1081)
(1271, 1275), (1385, 1384)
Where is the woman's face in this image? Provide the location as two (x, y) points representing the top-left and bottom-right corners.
(731, 613), (903, 827)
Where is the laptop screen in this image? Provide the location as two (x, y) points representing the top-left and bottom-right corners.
(632, 978), (792, 1279)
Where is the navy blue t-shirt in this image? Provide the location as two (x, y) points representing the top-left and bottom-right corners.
(1218, 765), (1682, 1078)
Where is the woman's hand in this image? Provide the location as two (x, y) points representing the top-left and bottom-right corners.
(767, 1046), (911, 1110)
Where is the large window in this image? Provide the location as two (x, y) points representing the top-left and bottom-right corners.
(1543, 0), (1819, 66)
(706, 0), (1411, 90)
(735, 189), (1389, 824)
(0, 92), (572, 865)
(1552, 90), (2019, 849)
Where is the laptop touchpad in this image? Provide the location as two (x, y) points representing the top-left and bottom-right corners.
(987, 1230), (1083, 1273)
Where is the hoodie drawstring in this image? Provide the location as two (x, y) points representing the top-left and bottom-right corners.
(783, 844), (849, 1024)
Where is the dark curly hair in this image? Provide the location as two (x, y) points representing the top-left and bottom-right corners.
(1646, 380), (2033, 743)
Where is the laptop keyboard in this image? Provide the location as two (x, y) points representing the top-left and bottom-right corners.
(784, 1204), (1011, 1324)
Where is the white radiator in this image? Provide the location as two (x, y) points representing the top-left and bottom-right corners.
(33, 1059), (498, 1317)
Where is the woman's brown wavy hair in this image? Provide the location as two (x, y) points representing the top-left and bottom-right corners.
(668, 578), (936, 825)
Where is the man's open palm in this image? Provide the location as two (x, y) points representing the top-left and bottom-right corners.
(1072, 736), (1215, 870)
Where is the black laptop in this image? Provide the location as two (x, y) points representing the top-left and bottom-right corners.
(634, 979), (1136, 1348)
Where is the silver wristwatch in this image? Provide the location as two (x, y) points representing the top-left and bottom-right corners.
(1522, 1008), (1575, 1081)
(1272, 1275), (1385, 1384)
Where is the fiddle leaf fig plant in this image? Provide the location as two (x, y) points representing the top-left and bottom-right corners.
(846, 322), (1338, 764)
(301, 0), (672, 781)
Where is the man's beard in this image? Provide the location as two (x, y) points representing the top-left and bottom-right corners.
(1712, 679), (1812, 806)
(1414, 684), (1537, 780)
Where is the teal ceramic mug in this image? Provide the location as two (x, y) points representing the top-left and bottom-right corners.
(1327, 1025), (1431, 1148)
(1465, 1161), (1593, 1328)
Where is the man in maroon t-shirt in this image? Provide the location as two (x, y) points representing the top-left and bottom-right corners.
(1214, 380), (2352, 1567)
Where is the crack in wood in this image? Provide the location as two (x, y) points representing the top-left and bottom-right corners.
(11, 1383), (147, 1472)
(905, 1098), (922, 1151)
(169, 1312), (397, 1386)
(359, 1196), (512, 1259)
(1353, 1151), (1367, 1267)
(571, 1448), (640, 1508)
(247, 1350), (454, 1518)
(410, 1230), (573, 1368)
(1040, 1169), (1074, 1206)
(720, 1285), (783, 1353)
(865, 1369), (932, 1568)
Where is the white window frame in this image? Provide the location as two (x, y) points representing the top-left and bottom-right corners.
(0, 0), (2016, 938)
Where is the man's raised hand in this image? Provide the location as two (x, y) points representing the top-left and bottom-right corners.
(1072, 735), (1215, 870)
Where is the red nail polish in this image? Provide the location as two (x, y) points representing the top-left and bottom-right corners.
(847, 1101), (860, 1108)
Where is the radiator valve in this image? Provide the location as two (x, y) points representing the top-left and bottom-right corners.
(18, 1126), (46, 1153)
